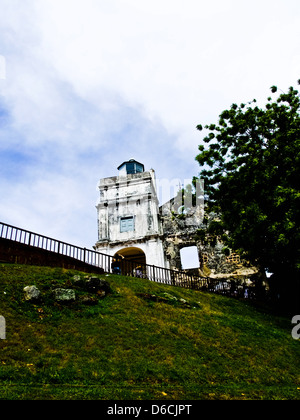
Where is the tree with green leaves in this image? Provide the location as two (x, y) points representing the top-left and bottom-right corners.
(195, 81), (300, 311)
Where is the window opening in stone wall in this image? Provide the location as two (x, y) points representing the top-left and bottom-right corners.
(180, 246), (199, 269)
(201, 253), (208, 264)
(120, 216), (134, 233)
(226, 252), (241, 264)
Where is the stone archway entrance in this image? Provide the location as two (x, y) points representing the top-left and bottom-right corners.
(113, 247), (146, 277)
(115, 247), (146, 264)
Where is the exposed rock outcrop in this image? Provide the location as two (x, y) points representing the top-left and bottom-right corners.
(23, 285), (41, 302)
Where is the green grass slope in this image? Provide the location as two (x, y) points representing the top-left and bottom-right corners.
(0, 263), (300, 400)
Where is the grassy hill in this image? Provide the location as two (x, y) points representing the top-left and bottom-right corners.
(0, 262), (300, 400)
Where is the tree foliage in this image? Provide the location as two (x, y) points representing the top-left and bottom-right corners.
(195, 82), (300, 280)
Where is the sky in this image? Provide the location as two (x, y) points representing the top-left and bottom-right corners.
(0, 0), (299, 250)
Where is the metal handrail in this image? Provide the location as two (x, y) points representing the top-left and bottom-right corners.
(0, 221), (233, 293)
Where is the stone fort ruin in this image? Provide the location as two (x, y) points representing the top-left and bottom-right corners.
(95, 159), (260, 284)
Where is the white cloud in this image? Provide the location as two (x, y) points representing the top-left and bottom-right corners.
(0, 0), (299, 246)
(4, 0), (300, 147)
(32, 0), (299, 149)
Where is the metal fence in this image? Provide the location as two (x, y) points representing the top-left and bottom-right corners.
(0, 221), (238, 294)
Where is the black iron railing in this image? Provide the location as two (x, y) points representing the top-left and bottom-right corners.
(0, 221), (235, 294)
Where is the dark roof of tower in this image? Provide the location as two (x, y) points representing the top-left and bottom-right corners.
(117, 159), (145, 171)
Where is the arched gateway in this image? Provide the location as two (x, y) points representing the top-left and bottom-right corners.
(112, 247), (146, 277)
(115, 247), (146, 265)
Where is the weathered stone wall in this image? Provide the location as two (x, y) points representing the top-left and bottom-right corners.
(94, 164), (263, 285)
(95, 169), (167, 268)
(159, 201), (260, 283)
(96, 170), (161, 243)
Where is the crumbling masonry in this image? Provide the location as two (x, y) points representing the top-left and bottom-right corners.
(95, 159), (264, 288)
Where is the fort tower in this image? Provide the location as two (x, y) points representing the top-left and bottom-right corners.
(95, 159), (167, 268)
